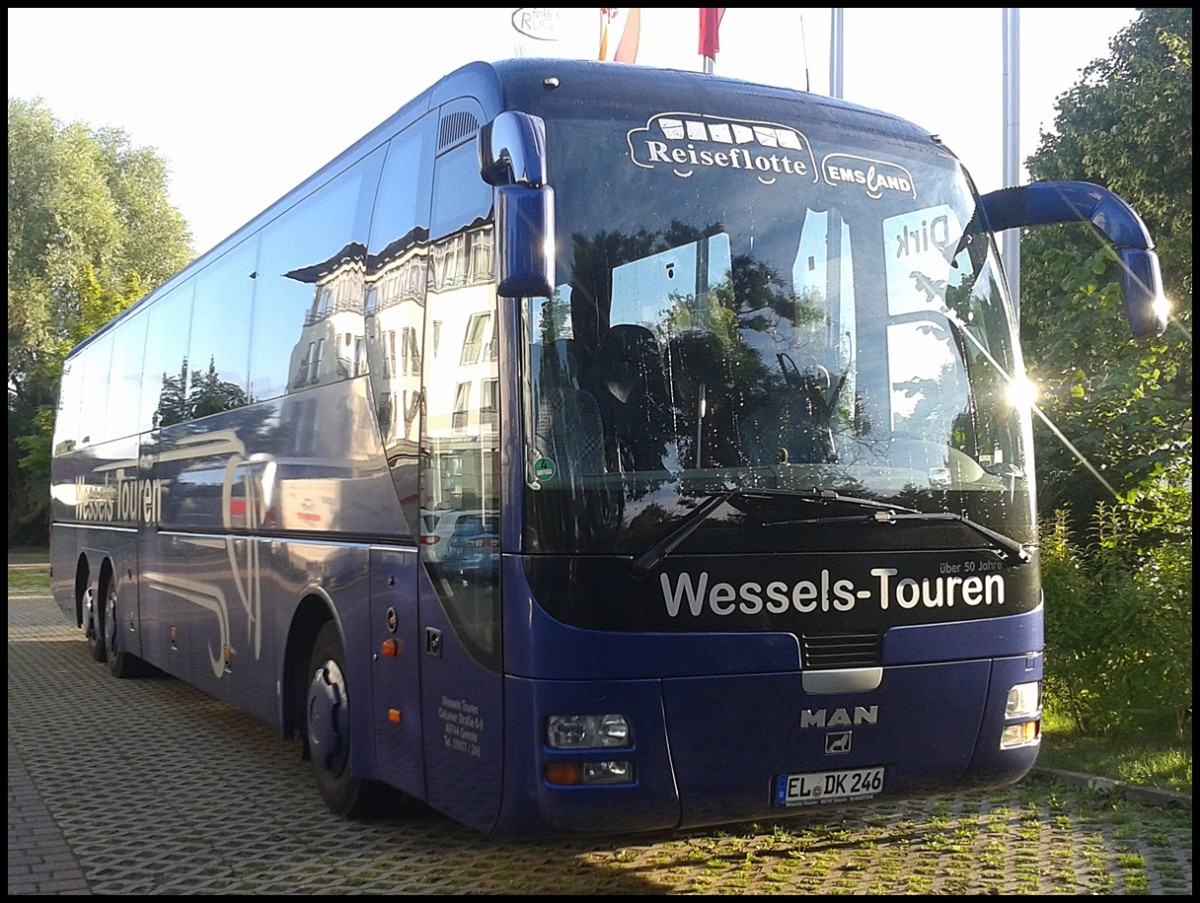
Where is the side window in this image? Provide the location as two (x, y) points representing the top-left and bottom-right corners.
(366, 115), (436, 538)
(107, 310), (148, 440)
(421, 109), (501, 667)
(429, 133), (494, 242)
(189, 237), (256, 417)
(74, 334), (113, 447)
(250, 148), (384, 402)
(53, 356), (84, 454)
(142, 283), (195, 429)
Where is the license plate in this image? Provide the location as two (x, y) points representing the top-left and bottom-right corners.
(773, 766), (885, 807)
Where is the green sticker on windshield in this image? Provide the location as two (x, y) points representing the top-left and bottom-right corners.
(533, 458), (556, 482)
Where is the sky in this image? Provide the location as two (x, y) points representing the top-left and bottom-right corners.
(8, 7), (1139, 257)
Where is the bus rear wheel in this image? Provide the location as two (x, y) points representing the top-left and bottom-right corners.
(83, 586), (106, 663)
(306, 621), (373, 817)
(104, 584), (143, 679)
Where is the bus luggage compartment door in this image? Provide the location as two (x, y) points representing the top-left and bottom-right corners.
(661, 661), (990, 829)
(369, 548), (424, 800)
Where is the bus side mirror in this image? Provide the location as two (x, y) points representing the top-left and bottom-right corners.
(1116, 247), (1168, 339)
(979, 181), (1169, 338)
(480, 111), (555, 298)
(495, 184), (555, 298)
(480, 111), (547, 188)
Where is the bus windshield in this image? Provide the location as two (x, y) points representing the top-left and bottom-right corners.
(522, 99), (1035, 558)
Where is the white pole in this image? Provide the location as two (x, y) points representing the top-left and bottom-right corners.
(829, 8), (844, 99)
(1002, 8), (1021, 319)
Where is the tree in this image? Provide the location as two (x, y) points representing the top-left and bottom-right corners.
(8, 98), (193, 543)
(1020, 9), (1192, 735)
(1020, 8), (1191, 526)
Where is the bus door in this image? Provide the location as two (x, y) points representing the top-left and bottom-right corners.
(415, 98), (507, 832)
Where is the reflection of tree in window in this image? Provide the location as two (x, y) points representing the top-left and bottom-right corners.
(155, 360), (191, 427)
(537, 294), (572, 345)
(155, 356), (249, 427)
(192, 357), (250, 418)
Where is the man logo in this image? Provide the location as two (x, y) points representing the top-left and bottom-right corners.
(799, 705), (879, 729)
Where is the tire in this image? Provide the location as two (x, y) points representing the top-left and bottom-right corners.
(83, 586), (107, 663)
(306, 621), (373, 817)
(104, 582), (143, 679)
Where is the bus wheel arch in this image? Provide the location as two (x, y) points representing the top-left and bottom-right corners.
(282, 594), (334, 746)
(73, 555), (90, 630)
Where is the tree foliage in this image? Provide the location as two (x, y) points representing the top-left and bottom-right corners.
(8, 98), (193, 542)
(1020, 8), (1191, 524)
(1020, 9), (1192, 735)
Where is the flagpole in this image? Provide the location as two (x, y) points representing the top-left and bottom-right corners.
(699, 8), (724, 74)
(1002, 8), (1021, 319)
(829, 8), (844, 99)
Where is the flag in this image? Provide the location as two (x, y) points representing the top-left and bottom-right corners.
(600, 8), (641, 63)
(698, 7), (725, 59)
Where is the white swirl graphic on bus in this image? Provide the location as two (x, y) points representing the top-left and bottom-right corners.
(627, 112), (818, 186)
(821, 153), (917, 200)
(660, 568), (1005, 618)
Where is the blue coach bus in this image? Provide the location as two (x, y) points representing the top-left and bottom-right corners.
(49, 58), (1167, 835)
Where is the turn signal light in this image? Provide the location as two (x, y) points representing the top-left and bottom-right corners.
(1000, 720), (1040, 749)
(544, 763), (582, 785)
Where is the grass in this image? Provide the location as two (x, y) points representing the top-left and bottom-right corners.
(1037, 707), (1192, 795)
(6, 547), (1192, 798)
(9, 569), (51, 591)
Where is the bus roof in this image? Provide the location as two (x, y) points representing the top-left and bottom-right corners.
(70, 58), (938, 356)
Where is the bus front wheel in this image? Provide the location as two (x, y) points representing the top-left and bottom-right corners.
(306, 621), (372, 817)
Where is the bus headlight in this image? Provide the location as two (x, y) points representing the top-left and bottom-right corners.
(1005, 681), (1040, 718)
(546, 714), (630, 749)
(1000, 680), (1041, 749)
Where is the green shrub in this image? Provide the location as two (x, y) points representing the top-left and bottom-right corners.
(1042, 458), (1192, 737)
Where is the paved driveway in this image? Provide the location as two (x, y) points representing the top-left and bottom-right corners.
(8, 584), (1191, 895)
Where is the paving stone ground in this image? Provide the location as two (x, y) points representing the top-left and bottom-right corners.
(8, 576), (1191, 895)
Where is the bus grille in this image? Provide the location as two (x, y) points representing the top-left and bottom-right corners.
(801, 632), (882, 669)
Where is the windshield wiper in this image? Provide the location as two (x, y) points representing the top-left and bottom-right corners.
(765, 508), (1032, 566)
(630, 488), (918, 578)
(740, 487), (918, 514)
(631, 489), (736, 578)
